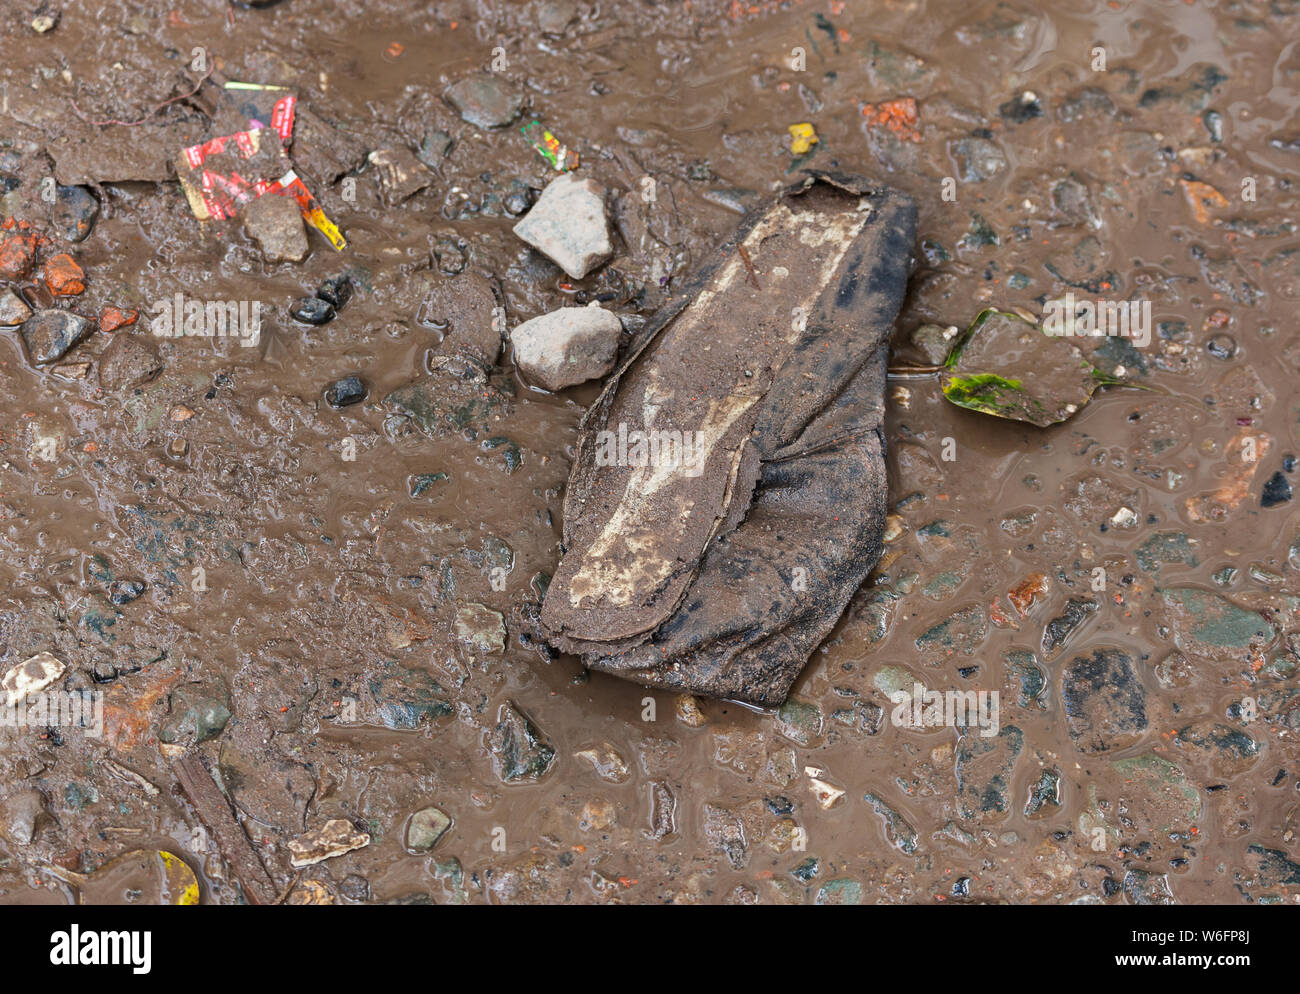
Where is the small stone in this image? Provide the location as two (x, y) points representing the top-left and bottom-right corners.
(512, 172), (613, 279)
(511, 304), (621, 391)
(290, 297), (334, 325)
(1061, 648), (1148, 753)
(244, 194), (308, 263)
(536, 0), (579, 34)
(170, 405), (195, 422)
(453, 603), (506, 653)
(99, 306), (138, 332)
(325, 375), (367, 408)
(367, 146), (434, 206)
(316, 274), (352, 311)
(52, 185), (98, 242)
(41, 253), (85, 296)
(1262, 471), (1292, 508)
(0, 790), (51, 847)
(31, 13), (59, 33)
(574, 742), (630, 783)
(1206, 333), (1236, 359)
(487, 702), (555, 782)
(1041, 596), (1098, 656)
(168, 438), (189, 459)
(579, 798), (615, 831)
(675, 694), (707, 727)
(1, 652), (65, 706)
(108, 579), (146, 605)
(416, 128), (453, 167)
(406, 806), (452, 851)
(503, 191), (532, 216)
(288, 819), (371, 868)
(408, 472), (448, 497)
(910, 323), (958, 364)
(97, 332), (162, 392)
(648, 781), (676, 839)
(0, 288), (31, 326)
(445, 73), (524, 129)
(158, 693), (231, 748)
(339, 874), (370, 902)
(949, 134), (1007, 182)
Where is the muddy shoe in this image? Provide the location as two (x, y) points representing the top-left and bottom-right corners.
(540, 171), (916, 706)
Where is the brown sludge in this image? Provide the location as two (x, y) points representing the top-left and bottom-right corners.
(0, 0), (1297, 908)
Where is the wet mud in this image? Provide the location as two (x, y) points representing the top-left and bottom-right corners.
(0, 0), (1297, 904)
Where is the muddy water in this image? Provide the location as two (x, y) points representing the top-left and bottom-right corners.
(0, 0), (1297, 904)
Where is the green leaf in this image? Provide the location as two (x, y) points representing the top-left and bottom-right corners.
(940, 308), (1109, 427)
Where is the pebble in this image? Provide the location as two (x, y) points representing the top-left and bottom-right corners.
(1206, 333), (1236, 359)
(1061, 648), (1148, 752)
(512, 172), (614, 279)
(52, 185), (98, 242)
(316, 274), (352, 311)
(511, 303), (621, 391)
(0, 287), (32, 326)
(367, 145), (434, 206)
(0, 790), (50, 847)
(406, 806), (452, 851)
(574, 742), (630, 783)
(97, 332), (162, 392)
(487, 702), (555, 782)
(243, 193), (308, 263)
(290, 297), (334, 325)
(108, 578), (146, 605)
(1262, 471), (1292, 508)
(22, 309), (89, 364)
(416, 128), (453, 167)
(444, 73), (524, 129)
(288, 820), (371, 868)
(1, 651), (66, 706)
(325, 375), (367, 408)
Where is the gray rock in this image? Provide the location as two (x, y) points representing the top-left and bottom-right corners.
(511, 304), (621, 391)
(1062, 648), (1148, 753)
(453, 603), (506, 653)
(98, 333), (162, 392)
(445, 73), (523, 129)
(20, 310), (90, 364)
(512, 173), (613, 279)
(537, 0), (579, 34)
(1, 789), (51, 847)
(487, 702), (555, 782)
(367, 145), (434, 207)
(416, 128), (453, 167)
(52, 185), (98, 242)
(949, 135), (1007, 182)
(0, 287), (31, 326)
(406, 806), (452, 851)
(243, 194), (308, 263)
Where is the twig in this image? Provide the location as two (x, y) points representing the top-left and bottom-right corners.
(273, 871), (303, 905)
(886, 364), (945, 379)
(737, 243), (761, 289)
(68, 64), (215, 127)
(172, 752), (278, 906)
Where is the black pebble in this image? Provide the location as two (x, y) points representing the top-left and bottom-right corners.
(325, 375), (367, 408)
(316, 274), (353, 311)
(291, 297), (335, 325)
(1261, 471), (1292, 508)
